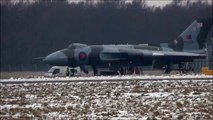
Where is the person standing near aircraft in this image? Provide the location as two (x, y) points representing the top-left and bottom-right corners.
(66, 67), (70, 76)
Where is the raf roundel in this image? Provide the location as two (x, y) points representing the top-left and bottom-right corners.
(79, 52), (87, 60)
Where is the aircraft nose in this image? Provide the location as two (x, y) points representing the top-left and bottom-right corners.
(43, 51), (69, 66)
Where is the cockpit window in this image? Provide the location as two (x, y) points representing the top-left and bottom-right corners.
(68, 43), (88, 49)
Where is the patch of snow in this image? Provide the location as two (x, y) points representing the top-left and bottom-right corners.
(144, 92), (171, 98)
(123, 93), (142, 97)
(1, 105), (19, 109)
(25, 94), (37, 99)
(25, 103), (42, 109)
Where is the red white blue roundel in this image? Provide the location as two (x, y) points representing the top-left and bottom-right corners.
(79, 52), (87, 60)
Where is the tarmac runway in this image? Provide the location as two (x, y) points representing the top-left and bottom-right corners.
(1, 74), (212, 84)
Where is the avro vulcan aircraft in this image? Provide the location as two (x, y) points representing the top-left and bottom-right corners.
(43, 18), (212, 75)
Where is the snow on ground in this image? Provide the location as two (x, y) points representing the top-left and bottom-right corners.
(0, 76), (213, 119)
(0, 74), (211, 80)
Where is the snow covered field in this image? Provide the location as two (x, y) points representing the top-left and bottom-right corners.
(1, 77), (213, 119)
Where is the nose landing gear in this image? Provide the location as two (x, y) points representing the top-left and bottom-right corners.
(119, 67), (142, 75)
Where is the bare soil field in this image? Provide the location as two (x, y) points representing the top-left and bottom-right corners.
(1, 79), (212, 119)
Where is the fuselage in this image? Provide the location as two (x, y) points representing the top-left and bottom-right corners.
(43, 44), (204, 68)
(43, 44), (159, 67)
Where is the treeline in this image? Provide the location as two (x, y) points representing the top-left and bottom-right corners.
(1, 0), (212, 71)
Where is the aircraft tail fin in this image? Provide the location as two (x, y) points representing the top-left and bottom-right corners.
(168, 18), (212, 51)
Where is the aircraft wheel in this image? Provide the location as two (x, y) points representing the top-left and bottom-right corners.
(135, 67), (140, 74)
(128, 67), (134, 74)
(164, 64), (171, 74)
(182, 62), (194, 73)
(119, 67), (125, 75)
(92, 66), (98, 76)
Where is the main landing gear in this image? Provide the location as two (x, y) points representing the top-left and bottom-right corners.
(164, 62), (194, 74)
(119, 66), (141, 75)
(178, 62), (194, 74)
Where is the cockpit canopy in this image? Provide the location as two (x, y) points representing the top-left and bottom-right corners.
(68, 43), (88, 49)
